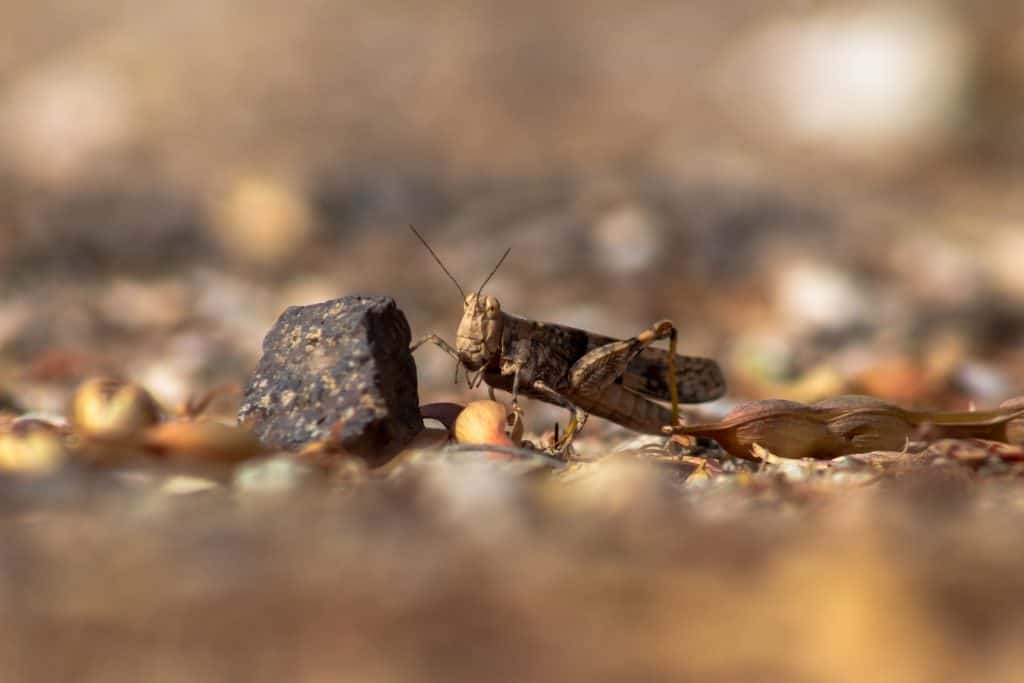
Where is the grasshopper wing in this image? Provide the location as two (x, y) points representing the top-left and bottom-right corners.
(622, 348), (726, 403)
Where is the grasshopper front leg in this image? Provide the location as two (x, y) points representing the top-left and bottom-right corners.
(411, 333), (459, 360)
(411, 333), (467, 386)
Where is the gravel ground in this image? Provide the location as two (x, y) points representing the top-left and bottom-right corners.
(3, 1), (1024, 680)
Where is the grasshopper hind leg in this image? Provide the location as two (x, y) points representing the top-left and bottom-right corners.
(566, 319), (681, 431)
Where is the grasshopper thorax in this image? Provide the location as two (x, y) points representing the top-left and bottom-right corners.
(456, 294), (503, 370)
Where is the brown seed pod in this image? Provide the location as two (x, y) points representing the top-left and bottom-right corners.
(1000, 396), (1024, 445)
(677, 400), (845, 460)
(454, 400), (522, 459)
(811, 394), (899, 411)
(815, 395), (914, 453)
(68, 378), (162, 443)
(815, 395), (1024, 444)
(908, 404), (1024, 443)
(142, 419), (266, 464)
(825, 410), (913, 453)
(676, 394), (1024, 461)
(0, 419), (68, 475)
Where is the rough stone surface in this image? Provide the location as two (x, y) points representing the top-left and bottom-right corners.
(238, 296), (421, 465)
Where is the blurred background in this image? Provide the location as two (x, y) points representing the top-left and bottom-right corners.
(1, 0), (1023, 418)
(5, 2), (1024, 682)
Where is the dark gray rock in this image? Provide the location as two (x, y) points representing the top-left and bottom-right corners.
(238, 296), (422, 465)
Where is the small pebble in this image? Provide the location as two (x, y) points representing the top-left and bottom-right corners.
(233, 455), (318, 495)
(160, 475), (222, 496)
(774, 460), (814, 483)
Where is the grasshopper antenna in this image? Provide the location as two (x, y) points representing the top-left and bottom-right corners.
(475, 247), (511, 298)
(409, 225), (467, 299)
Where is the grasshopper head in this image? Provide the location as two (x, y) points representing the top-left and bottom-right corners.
(456, 293), (503, 370)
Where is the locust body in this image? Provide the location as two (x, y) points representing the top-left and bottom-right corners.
(421, 293), (726, 436)
(408, 226), (726, 440)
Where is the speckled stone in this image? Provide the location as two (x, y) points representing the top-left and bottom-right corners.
(238, 296), (421, 465)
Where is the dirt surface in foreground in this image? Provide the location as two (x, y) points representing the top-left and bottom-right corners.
(0, 434), (1021, 683)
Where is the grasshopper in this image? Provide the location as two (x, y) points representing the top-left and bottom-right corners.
(408, 226), (726, 446)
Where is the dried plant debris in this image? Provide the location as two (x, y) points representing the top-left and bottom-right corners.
(673, 394), (1024, 460)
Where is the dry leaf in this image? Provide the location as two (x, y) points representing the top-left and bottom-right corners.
(674, 395), (1024, 461)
